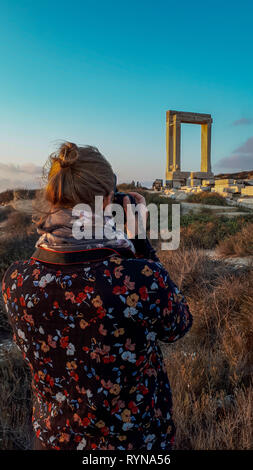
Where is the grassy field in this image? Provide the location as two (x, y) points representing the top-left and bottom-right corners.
(0, 191), (252, 449)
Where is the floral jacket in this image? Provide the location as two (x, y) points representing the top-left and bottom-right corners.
(1, 249), (193, 451)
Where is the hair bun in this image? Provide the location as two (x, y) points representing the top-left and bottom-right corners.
(59, 141), (79, 168)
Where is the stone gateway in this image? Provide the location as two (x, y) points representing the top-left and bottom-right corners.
(166, 110), (214, 187)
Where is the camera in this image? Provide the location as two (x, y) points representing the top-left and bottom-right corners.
(113, 173), (136, 208)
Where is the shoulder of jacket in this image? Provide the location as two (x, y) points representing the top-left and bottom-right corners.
(2, 259), (28, 285)
(109, 255), (166, 274)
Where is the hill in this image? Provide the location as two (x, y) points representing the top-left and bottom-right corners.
(215, 170), (253, 180)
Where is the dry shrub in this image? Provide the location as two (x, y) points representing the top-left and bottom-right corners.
(157, 246), (253, 449)
(216, 223), (253, 258)
(0, 205), (16, 223)
(158, 245), (232, 294)
(0, 232), (39, 332)
(5, 211), (32, 234)
(0, 346), (33, 450)
(0, 190), (14, 205)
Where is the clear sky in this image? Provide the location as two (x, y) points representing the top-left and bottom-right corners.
(0, 0), (252, 190)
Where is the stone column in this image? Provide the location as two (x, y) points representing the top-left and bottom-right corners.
(166, 115), (174, 173)
(173, 116), (181, 171)
(201, 122), (212, 173)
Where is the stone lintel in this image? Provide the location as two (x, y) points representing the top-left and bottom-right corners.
(166, 110), (212, 125)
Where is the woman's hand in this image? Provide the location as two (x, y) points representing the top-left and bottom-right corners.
(123, 192), (148, 238)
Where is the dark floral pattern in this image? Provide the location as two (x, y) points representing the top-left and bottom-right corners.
(1, 254), (192, 450)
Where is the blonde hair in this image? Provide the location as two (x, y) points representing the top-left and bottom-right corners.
(33, 141), (114, 224)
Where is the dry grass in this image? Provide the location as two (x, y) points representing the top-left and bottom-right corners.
(158, 246), (253, 449)
(216, 223), (253, 258)
(0, 346), (33, 450)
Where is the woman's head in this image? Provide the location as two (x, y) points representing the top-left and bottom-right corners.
(44, 141), (114, 210)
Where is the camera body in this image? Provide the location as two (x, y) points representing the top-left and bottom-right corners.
(113, 174), (136, 221)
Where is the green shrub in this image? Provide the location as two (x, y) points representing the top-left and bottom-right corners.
(186, 191), (228, 206)
(180, 214), (253, 249)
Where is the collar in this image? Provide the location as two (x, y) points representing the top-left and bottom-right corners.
(30, 245), (136, 265)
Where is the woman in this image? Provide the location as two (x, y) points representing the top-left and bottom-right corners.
(1, 142), (192, 451)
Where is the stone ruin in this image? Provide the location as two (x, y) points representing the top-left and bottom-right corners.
(151, 110), (253, 208)
(165, 110), (214, 188)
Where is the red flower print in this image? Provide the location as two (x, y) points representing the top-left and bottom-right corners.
(104, 269), (111, 277)
(17, 275), (23, 287)
(46, 374), (54, 387)
(101, 426), (110, 436)
(34, 373), (39, 383)
(6, 287), (11, 299)
(124, 275), (135, 290)
(84, 285), (94, 293)
(114, 265), (124, 278)
(70, 371), (79, 382)
(53, 301), (59, 309)
(82, 417), (91, 427)
(136, 355), (145, 366)
(60, 336), (69, 349)
(139, 384), (149, 395)
(158, 276), (165, 288)
(128, 401), (138, 413)
(97, 307), (106, 319)
(65, 291), (75, 303)
(139, 286), (149, 300)
(112, 285), (127, 295)
(44, 357), (52, 364)
(75, 292), (87, 304)
(20, 295), (26, 307)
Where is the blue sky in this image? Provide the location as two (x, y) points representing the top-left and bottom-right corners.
(0, 0), (252, 190)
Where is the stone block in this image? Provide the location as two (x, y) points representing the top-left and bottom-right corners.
(190, 178), (201, 186)
(173, 181), (182, 189)
(199, 186), (211, 191)
(225, 185), (243, 193)
(214, 185), (229, 193)
(215, 179), (236, 185)
(241, 186), (253, 196)
(238, 197), (253, 207)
